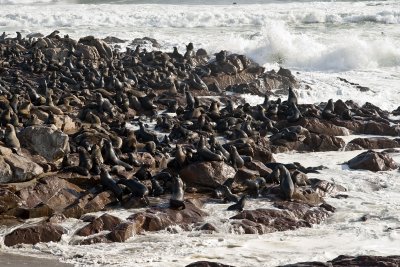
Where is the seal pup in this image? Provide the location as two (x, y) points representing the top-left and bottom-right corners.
(100, 167), (123, 202)
(278, 164), (295, 201)
(170, 175), (185, 210)
(227, 195), (246, 212)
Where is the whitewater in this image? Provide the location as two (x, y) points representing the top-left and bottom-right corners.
(0, 0), (399, 266)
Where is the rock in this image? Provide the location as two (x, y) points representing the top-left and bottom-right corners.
(310, 179), (347, 197)
(346, 137), (400, 151)
(131, 37), (161, 48)
(186, 261), (235, 267)
(17, 176), (83, 211)
(79, 36), (113, 59)
(233, 168), (259, 182)
(0, 215), (24, 227)
(19, 125), (70, 162)
(0, 189), (23, 214)
(76, 213), (122, 236)
(3, 154), (43, 183)
(106, 222), (136, 242)
(4, 222), (65, 246)
(347, 150), (398, 172)
(332, 119), (400, 136)
(128, 201), (207, 232)
(244, 160), (272, 177)
(0, 156), (13, 183)
(180, 161), (236, 190)
(76, 43), (100, 60)
(280, 255), (400, 267)
(230, 202), (332, 234)
(297, 118), (350, 136)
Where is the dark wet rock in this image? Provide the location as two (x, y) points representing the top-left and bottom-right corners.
(131, 37), (161, 48)
(180, 162), (236, 190)
(347, 150), (398, 172)
(102, 36), (127, 44)
(281, 117), (350, 136)
(280, 255), (400, 267)
(128, 201), (207, 232)
(230, 201), (331, 234)
(186, 261), (235, 267)
(19, 125), (70, 162)
(4, 222), (65, 246)
(76, 213), (122, 236)
(107, 222), (137, 242)
(197, 222), (218, 232)
(332, 119), (400, 136)
(346, 137), (400, 151)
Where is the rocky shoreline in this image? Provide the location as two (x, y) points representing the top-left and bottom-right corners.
(0, 31), (399, 266)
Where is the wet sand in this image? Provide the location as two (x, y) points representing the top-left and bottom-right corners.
(0, 253), (72, 267)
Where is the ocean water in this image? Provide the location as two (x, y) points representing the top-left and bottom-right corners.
(0, 0), (400, 266)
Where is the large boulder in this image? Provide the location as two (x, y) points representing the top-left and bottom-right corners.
(79, 36), (113, 60)
(17, 176), (83, 212)
(4, 222), (65, 246)
(230, 201), (332, 234)
(129, 201), (207, 232)
(76, 213), (122, 236)
(19, 125), (70, 162)
(347, 150), (398, 172)
(2, 154), (43, 183)
(180, 161), (236, 190)
(346, 137), (400, 151)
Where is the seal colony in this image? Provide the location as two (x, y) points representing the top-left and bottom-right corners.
(0, 31), (399, 266)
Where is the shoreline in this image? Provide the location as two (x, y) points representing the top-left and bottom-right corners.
(0, 252), (72, 267)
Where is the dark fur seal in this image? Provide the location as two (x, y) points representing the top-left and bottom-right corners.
(279, 164), (294, 201)
(322, 99), (336, 120)
(170, 175), (185, 210)
(117, 178), (149, 201)
(229, 145), (244, 170)
(4, 124), (20, 149)
(227, 195), (246, 212)
(103, 139), (133, 170)
(100, 168), (123, 202)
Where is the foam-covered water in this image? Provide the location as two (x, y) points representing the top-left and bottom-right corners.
(1, 0), (400, 266)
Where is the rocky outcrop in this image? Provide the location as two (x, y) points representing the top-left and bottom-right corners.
(346, 137), (400, 151)
(180, 162), (236, 190)
(76, 213), (122, 236)
(347, 150), (398, 172)
(19, 125), (70, 162)
(1, 153), (43, 183)
(230, 201), (332, 234)
(4, 222), (65, 246)
(128, 201), (207, 232)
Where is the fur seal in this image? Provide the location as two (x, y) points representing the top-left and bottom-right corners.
(150, 177), (164, 197)
(170, 175), (185, 210)
(4, 124), (20, 149)
(229, 145), (244, 170)
(322, 99), (336, 120)
(287, 86), (298, 106)
(227, 195), (246, 212)
(100, 168), (123, 202)
(287, 103), (302, 123)
(117, 177), (149, 202)
(103, 139), (133, 170)
(278, 164), (294, 201)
